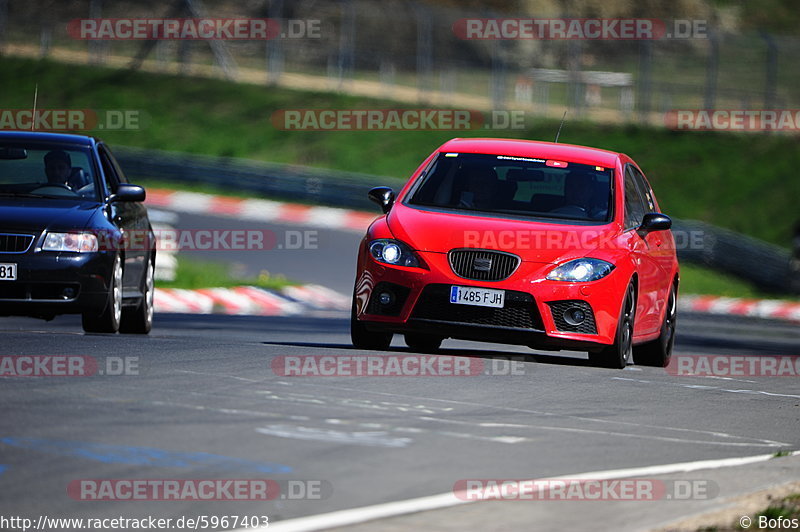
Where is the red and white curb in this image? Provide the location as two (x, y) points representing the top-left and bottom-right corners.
(154, 284), (350, 316)
(679, 295), (800, 323)
(146, 188), (377, 233)
(154, 286), (800, 323)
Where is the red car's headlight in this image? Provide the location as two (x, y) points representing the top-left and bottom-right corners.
(546, 258), (614, 282)
(369, 239), (421, 268)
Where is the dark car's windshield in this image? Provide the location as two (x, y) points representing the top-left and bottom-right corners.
(0, 143), (99, 201)
(407, 153), (613, 223)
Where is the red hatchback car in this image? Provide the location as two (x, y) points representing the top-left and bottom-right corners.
(351, 138), (679, 368)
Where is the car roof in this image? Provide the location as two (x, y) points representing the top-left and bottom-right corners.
(438, 138), (622, 168)
(0, 131), (97, 148)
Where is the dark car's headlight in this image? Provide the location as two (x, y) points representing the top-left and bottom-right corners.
(546, 258), (614, 282)
(369, 239), (421, 268)
(42, 232), (99, 253)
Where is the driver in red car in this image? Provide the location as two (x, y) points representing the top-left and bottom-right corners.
(553, 171), (608, 220)
(458, 166), (498, 210)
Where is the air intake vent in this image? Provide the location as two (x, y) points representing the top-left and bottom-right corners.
(448, 249), (520, 281)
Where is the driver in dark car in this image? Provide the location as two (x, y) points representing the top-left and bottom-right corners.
(44, 149), (74, 188)
(44, 149), (90, 191)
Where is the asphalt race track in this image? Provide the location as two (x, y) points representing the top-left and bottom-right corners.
(1, 211), (799, 531)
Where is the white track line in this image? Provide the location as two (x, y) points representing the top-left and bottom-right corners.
(235, 452), (798, 532)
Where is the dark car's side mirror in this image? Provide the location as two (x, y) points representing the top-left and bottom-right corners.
(368, 186), (395, 214)
(638, 212), (672, 234)
(110, 184), (146, 203)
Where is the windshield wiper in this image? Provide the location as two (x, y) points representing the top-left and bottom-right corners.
(0, 192), (53, 198)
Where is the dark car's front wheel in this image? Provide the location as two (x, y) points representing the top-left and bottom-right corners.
(589, 283), (634, 369)
(82, 254), (122, 334)
(120, 259), (154, 334)
(350, 299), (392, 350)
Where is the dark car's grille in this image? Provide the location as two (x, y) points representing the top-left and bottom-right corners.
(0, 233), (34, 253)
(411, 284), (543, 330)
(548, 300), (598, 334)
(448, 249), (520, 281)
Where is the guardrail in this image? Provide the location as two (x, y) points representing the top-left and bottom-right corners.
(117, 146), (798, 295)
(116, 146), (391, 212)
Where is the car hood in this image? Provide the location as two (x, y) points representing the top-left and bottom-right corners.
(387, 203), (617, 263)
(0, 197), (101, 234)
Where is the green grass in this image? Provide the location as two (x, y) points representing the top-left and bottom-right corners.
(3, 55), (800, 249)
(155, 257), (295, 290)
(678, 263), (768, 299)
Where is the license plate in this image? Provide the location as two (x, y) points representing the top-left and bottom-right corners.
(450, 285), (504, 308)
(0, 263), (17, 281)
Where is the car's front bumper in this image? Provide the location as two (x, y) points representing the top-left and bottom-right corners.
(355, 250), (628, 350)
(0, 251), (114, 318)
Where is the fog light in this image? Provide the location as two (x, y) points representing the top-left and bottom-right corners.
(62, 287), (76, 300)
(378, 291), (394, 306)
(563, 307), (586, 326)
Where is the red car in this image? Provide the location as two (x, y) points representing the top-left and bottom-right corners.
(351, 138), (679, 368)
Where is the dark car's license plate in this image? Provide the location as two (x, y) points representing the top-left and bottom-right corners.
(0, 263), (17, 280)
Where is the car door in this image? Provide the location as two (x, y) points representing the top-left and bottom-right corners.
(630, 164), (675, 324)
(97, 143), (146, 293)
(622, 164), (660, 334)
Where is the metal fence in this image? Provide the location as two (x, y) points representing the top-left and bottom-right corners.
(114, 146), (798, 294)
(2, 0), (799, 126)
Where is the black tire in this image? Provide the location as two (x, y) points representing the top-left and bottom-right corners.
(404, 333), (443, 353)
(589, 283), (635, 369)
(350, 298), (392, 350)
(633, 283), (677, 367)
(120, 259), (154, 334)
(82, 254), (122, 334)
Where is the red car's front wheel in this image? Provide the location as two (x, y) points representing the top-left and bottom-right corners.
(350, 298), (392, 350)
(633, 283), (677, 367)
(590, 283), (635, 369)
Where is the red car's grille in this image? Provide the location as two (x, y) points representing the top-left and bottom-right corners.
(0, 233), (34, 253)
(411, 284), (543, 330)
(448, 249), (520, 281)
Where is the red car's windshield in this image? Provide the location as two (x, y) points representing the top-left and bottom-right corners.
(407, 153), (613, 223)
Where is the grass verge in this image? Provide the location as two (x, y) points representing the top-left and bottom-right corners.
(155, 256), (296, 291)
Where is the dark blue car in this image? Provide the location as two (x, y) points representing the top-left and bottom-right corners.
(0, 132), (154, 333)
